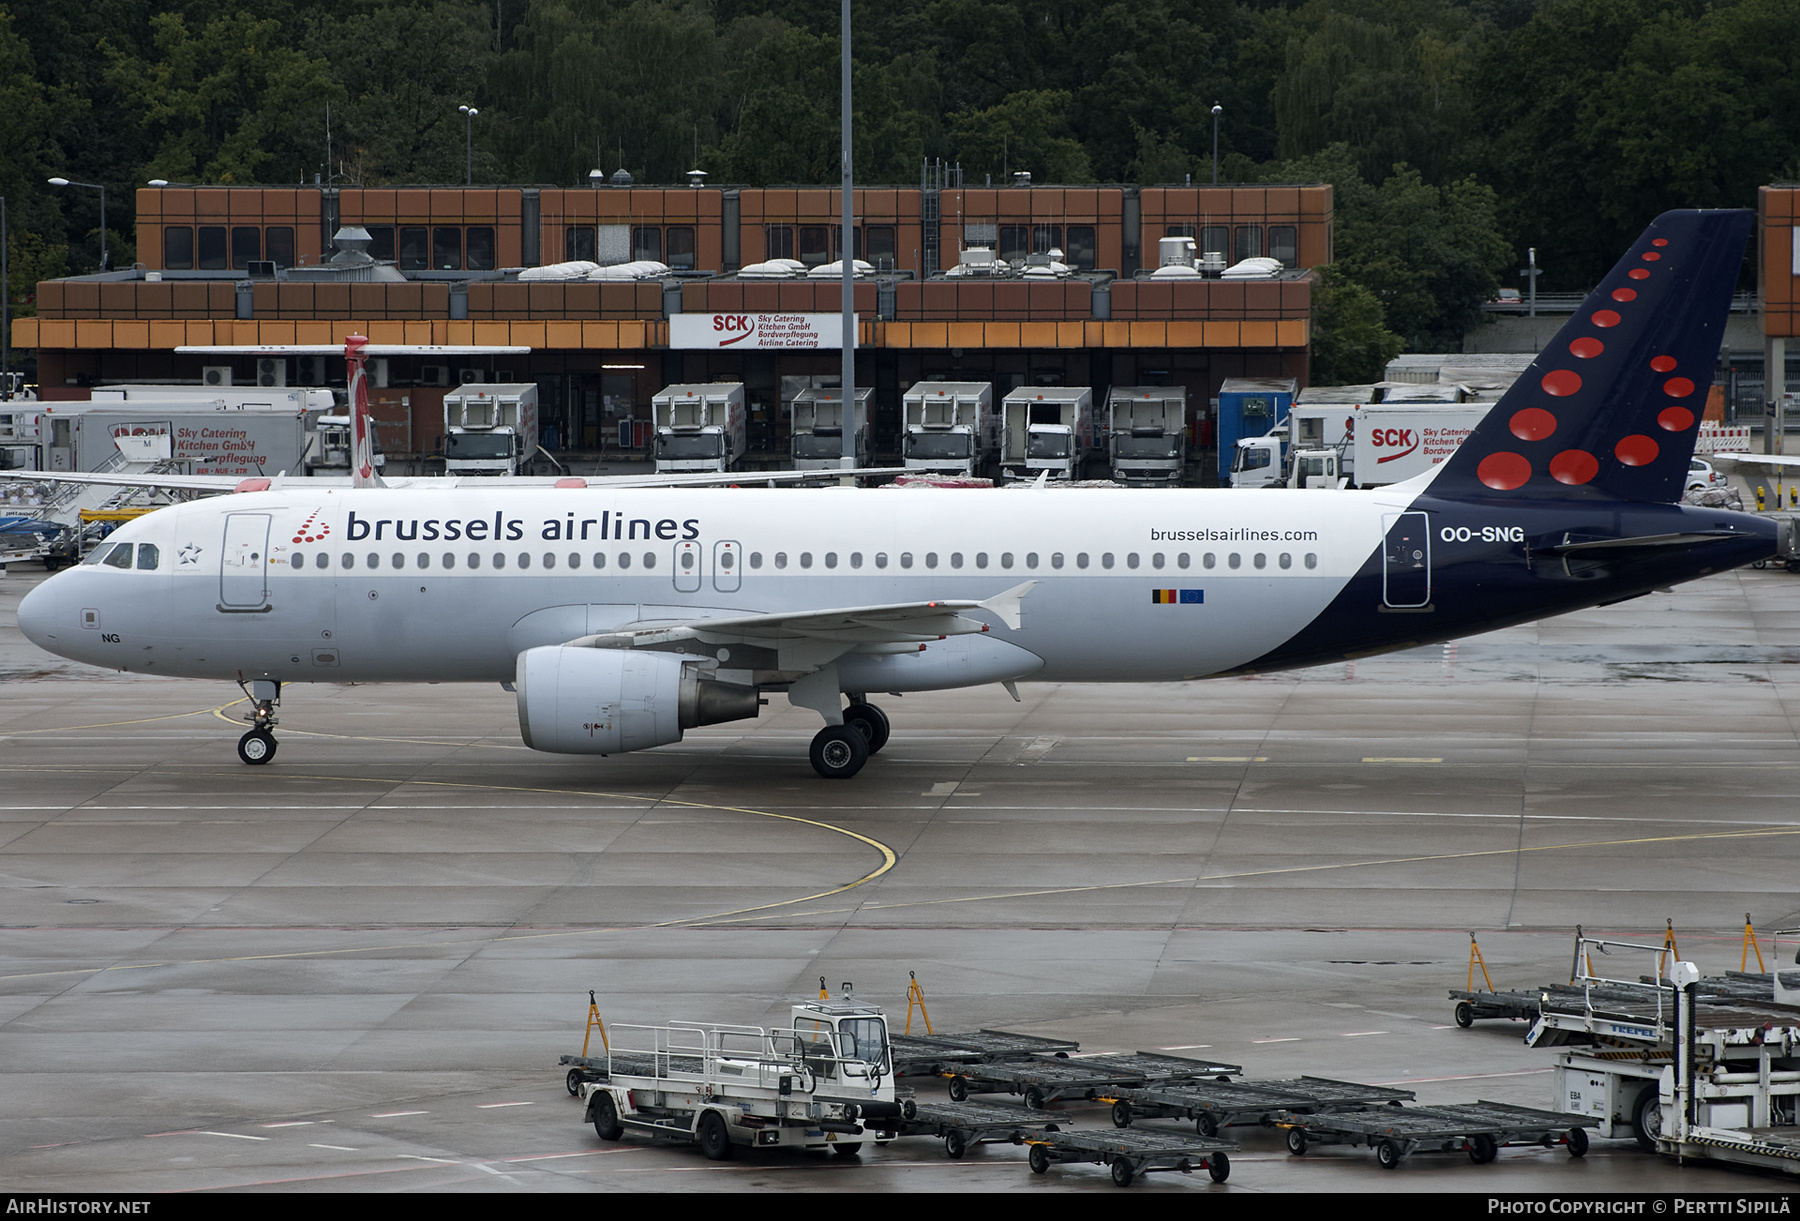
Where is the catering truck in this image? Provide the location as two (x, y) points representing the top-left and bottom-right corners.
(1106, 386), (1188, 486)
(791, 386), (873, 471)
(1232, 397), (1491, 490)
(33, 398), (322, 477)
(443, 382), (539, 476)
(652, 382), (746, 475)
(901, 381), (995, 477)
(999, 386), (1095, 482)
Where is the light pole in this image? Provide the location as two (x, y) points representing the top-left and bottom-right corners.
(839, 0), (855, 484)
(1211, 104), (1222, 185)
(48, 177), (107, 272)
(2, 194), (9, 384)
(458, 105), (479, 186)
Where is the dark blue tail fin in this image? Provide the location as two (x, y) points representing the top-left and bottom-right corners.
(1430, 210), (1752, 503)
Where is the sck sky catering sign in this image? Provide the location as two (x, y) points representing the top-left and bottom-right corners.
(670, 313), (857, 350)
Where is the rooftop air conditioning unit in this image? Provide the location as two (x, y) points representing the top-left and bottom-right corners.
(457, 368), (486, 385)
(369, 357), (390, 388)
(296, 355), (328, 386)
(419, 365), (449, 387)
(203, 366), (233, 387)
(257, 357), (287, 388)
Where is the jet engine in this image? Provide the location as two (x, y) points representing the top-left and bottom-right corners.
(515, 646), (761, 755)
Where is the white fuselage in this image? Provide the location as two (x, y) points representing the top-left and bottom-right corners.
(18, 485), (1394, 686)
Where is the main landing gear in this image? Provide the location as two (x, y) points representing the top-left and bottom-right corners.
(236, 679), (281, 765)
(808, 695), (891, 780)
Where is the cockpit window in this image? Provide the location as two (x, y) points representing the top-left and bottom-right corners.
(81, 543), (117, 566)
(101, 544), (135, 569)
(136, 544), (160, 570)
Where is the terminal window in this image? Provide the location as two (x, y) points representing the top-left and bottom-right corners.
(398, 227), (429, 271)
(766, 225), (795, 261)
(799, 225), (831, 266)
(1233, 225), (1262, 262)
(632, 226), (661, 263)
(866, 224), (897, 267)
(367, 226), (396, 261)
(565, 225), (596, 262)
(434, 226), (461, 270)
(1066, 225), (1096, 269)
(1268, 226), (1297, 267)
(231, 226), (261, 270)
(163, 227), (194, 270)
(466, 226), (496, 271)
(665, 225), (696, 270)
(265, 226), (295, 268)
(197, 226), (228, 270)
(1201, 225), (1229, 259)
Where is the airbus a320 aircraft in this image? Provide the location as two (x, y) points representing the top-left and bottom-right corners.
(18, 210), (1775, 778)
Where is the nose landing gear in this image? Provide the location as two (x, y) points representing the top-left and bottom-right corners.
(236, 678), (281, 765)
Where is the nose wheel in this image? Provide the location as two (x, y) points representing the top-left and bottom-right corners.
(237, 729), (278, 765)
(236, 679), (281, 765)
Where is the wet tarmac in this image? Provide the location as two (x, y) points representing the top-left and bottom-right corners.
(3, 560), (1799, 1193)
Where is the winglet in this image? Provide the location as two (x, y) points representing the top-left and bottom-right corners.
(979, 580), (1036, 630)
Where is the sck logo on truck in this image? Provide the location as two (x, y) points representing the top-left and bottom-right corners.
(1371, 428), (1418, 463)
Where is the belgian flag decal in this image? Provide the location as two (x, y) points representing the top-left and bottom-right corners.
(1152, 589), (1204, 605)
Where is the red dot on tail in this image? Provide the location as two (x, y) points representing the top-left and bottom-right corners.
(1658, 407), (1694, 432)
(1612, 287), (1637, 302)
(1641, 252), (1661, 262)
(1541, 369), (1583, 396)
(1592, 309), (1622, 327)
(1650, 355), (1677, 372)
(1478, 452), (1532, 491)
(1662, 376), (1695, 397)
(1549, 450), (1599, 485)
(1569, 337), (1603, 359)
(1615, 435), (1659, 466)
(1651, 238), (1668, 247)
(1628, 268), (1650, 280)
(1510, 407), (1557, 441)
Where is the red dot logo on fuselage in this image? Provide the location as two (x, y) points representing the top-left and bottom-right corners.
(292, 508), (332, 544)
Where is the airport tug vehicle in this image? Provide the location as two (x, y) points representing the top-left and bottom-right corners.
(574, 986), (904, 1159)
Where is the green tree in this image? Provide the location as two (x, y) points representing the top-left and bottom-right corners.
(949, 90), (1091, 183)
(1309, 264), (1403, 384)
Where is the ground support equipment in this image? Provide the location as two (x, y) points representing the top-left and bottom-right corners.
(1278, 1100), (1597, 1169)
(1448, 987), (1542, 1026)
(1108, 1075), (1415, 1136)
(890, 1028), (1078, 1077)
(1023, 1124), (1237, 1187)
(941, 1050), (1241, 1110)
(896, 1099), (1060, 1160)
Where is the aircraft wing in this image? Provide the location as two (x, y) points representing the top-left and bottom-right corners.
(1708, 452), (1800, 477)
(569, 582), (1037, 671)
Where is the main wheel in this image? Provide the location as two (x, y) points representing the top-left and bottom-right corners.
(565, 1068), (585, 1096)
(237, 729), (277, 765)
(1469, 1133), (1498, 1164)
(1208, 1151), (1230, 1183)
(1029, 1144), (1050, 1175)
(1111, 1100), (1131, 1128)
(696, 1110), (734, 1161)
(842, 702), (890, 754)
(809, 724), (869, 779)
(1376, 1138), (1402, 1169)
(944, 1129), (967, 1159)
(1632, 1084), (1663, 1152)
(1454, 1001), (1475, 1028)
(1196, 1112), (1219, 1138)
(1109, 1157), (1133, 1187)
(1022, 1086), (1045, 1110)
(592, 1092), (623, 1141)
(947, 1075), (968, 1102)
(1286, 1127), (1308, 1156)
(1566, 1126), (1589, 1158)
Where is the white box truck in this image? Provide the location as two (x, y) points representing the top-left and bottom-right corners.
(1232, 399), (1492, 489)
(652, 382), (746, 474)
(791, 386), (872, 471)
(901, 381), (995, 477)
(999, 386), (1095, 481)
(443, 382), (540, 477)
(1107, 386), (1188, 486)
(38, 400), (319, 477)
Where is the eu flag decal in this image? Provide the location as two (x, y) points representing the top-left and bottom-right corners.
(1152, 589), (1204, 605)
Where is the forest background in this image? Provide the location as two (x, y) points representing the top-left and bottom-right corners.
(3, 0), (1798, 380)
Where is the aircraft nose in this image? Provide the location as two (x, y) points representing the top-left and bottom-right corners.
(17, 574), (68, 652)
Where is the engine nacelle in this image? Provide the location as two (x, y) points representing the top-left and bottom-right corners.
(515, 646), (760, 755)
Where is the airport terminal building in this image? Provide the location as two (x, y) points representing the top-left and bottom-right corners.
(10, 181), (1327, 466)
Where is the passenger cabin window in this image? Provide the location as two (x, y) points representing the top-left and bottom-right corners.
(163, 227), (194, 270)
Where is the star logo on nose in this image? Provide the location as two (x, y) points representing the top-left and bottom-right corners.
(178, 543), (203, 565)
